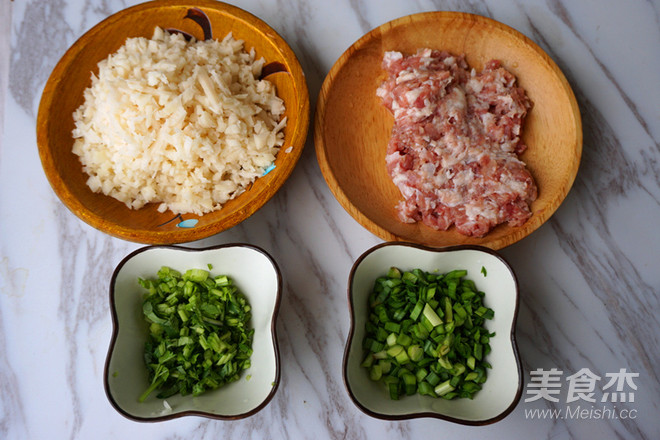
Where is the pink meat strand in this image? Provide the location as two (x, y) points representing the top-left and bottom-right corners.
(377, 49), (538, 237)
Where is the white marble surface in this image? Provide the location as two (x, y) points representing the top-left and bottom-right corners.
(1, 0), (659, 439)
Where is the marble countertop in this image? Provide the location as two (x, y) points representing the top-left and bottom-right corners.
(1, 0), (659, 439)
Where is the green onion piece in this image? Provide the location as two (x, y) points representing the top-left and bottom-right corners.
(360, 354), (374, 368)
(434, 380), (455, 397)
(452, 363), (466, 376)
(386, 345), (403, 358)
(184, 268), (209, 282)
(387, 267), (402, 279)
(410, 301), (425, 321)
(467, 356), (476, 370)
(426, 371), (441, 386)
(402, 271), (417, 284)
(386, 333), (398, 347)
(444, 297), (453, 323)
(395, 349), (410, 365)
(396, 333), (412, 347)
(402, 372), (417, 396)
(407, 345), (424, 362)
(384, 322), (401, 333)
(445, 269), (468, 279)
(379, 359), (392, 374)
(370, 364), (383, 381)
(474, 343), (483, 361)
(388, 381), (400, 400)
(215, 275), (230, 286)
(438, 356), (453, 370)
(461, 381), (481, 396)
(464, 372), (479, 381)
(415, 367), (428, 382)
(422, 303), (443, 328)
(418, 381), (434, 396)
(373, 350), (388, 360)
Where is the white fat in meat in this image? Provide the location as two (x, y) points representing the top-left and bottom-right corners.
(378, 49), (536, 237)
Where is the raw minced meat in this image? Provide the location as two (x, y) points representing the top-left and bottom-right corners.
(377, 49), (537, 237)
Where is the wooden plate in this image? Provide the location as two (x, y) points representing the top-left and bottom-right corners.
(314, 12), (581, 250)
(37, 0), (309, 244)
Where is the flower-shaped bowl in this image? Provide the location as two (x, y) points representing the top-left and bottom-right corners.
(343, 242), (522, 424)
(104, 243), (281, 421)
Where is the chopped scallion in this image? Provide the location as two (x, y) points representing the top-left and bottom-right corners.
(138, 266), (253, 402)
(361, 267), (494, 400)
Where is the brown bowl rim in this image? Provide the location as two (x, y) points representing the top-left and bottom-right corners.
(37, 0), (310, 244)
(314, 10), (582, 250)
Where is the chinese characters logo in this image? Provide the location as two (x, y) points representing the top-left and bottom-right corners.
(525, 368), (638, 403)
(523, 368), (639, 421)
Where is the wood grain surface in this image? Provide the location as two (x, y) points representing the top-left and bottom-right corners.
(36, 0), (309, 244)
(314, 11), (582, 250)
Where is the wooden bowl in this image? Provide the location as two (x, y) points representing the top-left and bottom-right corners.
(37, 0), (309, 244)
(314, 12), (581, 250)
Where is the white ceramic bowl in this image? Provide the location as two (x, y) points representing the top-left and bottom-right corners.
(343, 242), (522, 424)
(104, 244), (281, 421)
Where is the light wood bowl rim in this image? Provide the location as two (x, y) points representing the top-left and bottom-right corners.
(37, 0), (309, 244)
(314, 11), (582, 250)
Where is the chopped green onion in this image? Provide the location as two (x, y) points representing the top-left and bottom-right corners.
(384, 322), (401, 333)
(402, 372), (417, 395)
(138, 266), (253, 402)
(407, 345), (424, 362)
(387, 345), (404, 358)
(434, 380), (455, 397)
(422, 303), (442, 327)
(370, 364), (383, 381)
(361, 267), (494, 400)
(410, 300), (425, 320)
(396, 333), (412, 347)
(388, 382), (400, 400)
(387, 267), (402, 279)
(386, 333), (398, 347)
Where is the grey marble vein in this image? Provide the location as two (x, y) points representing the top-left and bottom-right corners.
(1, 0), (659, 439)
(9, 0), (74, 117)
(545, 0), (659, 149)
(0, 309), (27, 440)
